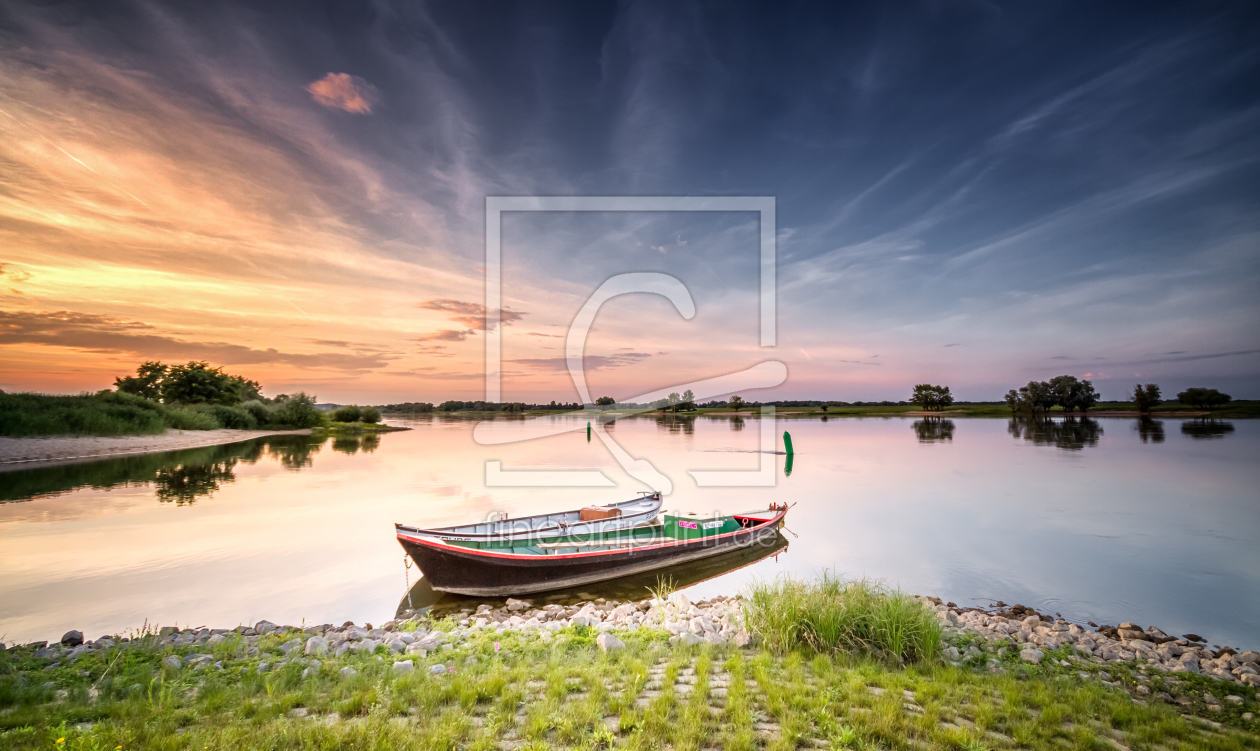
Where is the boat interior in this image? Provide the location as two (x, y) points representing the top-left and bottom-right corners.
(397, 494), (661, 537)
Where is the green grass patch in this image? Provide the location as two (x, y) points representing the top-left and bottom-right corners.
(744, 574), (945, 664)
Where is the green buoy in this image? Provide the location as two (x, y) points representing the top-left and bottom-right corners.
(587, 421), (591, 442)
(783, 430), (794, 476)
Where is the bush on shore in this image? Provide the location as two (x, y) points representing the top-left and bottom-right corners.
(743, 574), (943, 664)
(0, 391), (325, 437)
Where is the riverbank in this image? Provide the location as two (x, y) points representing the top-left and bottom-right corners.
(0, 428), (313, 471)
(3, 592), (1255, 749)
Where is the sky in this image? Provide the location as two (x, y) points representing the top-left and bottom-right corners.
(1, 0), (1258, 404)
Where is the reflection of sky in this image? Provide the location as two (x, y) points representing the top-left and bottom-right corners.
(1, 416), (1257, 648)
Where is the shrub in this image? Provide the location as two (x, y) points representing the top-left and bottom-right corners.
(209, 404), (258, 430)
(360, 406), (381, 424)
(241, 400), (271, 425)
(331, 405), (362, 423)
(163, 407), (222, 431)
(270, 392), (324, 429)
(743, 573), (942, 664)
(0, 391), (169, 437)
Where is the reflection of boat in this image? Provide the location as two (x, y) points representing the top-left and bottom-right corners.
(398, 529), (790, 617)
(396, 505), (788, 596)
(395, 492), (663, 543)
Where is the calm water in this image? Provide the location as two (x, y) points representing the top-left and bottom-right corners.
(1, 415), (1257, 648)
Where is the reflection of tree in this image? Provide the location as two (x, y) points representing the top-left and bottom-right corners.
(654, 414), (695, 434)
(1136, 417), (1165, 444)
(330, 433), (384, 455)
(266, 436), (323, 470)
(912, 418), (955, 443)
(332, 435), (362, 454)
(1181, 418), (1235, 440)
(1007, 416), (1102, 450)
(155, 460), (237, 505)
(730, 416), (745, 432)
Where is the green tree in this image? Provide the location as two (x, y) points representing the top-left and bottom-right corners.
(160, 362), (244, 405)
(728, 395), (746, 412)
(114, 361), (168, 400)
(1177, 387), (1231, 409)
(360, 406), (382, 423)
(1131, 383), (1162, 413)
(332, 405), (362, 422)
(1048, 375), (1099, 413)
(682, 389), (694, 403)
(594, 396), (616, 409)
(1006, 380), (1054, 413)
(910, 384), (953, 412)
(270, 392), (323, 428)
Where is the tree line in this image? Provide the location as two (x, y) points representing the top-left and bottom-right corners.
(114, 360), (322, 429)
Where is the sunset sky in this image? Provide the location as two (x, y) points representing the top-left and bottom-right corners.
(1, 1), (1258, 403)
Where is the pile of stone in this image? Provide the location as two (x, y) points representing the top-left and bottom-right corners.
(923, 597), (1259, 687)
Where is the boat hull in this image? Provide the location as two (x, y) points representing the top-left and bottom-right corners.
(397, 509), (786, 596)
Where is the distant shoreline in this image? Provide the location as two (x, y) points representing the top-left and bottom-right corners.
(0, 428), (313, 472)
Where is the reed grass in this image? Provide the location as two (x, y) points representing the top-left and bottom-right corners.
(743, 573), (944, 663)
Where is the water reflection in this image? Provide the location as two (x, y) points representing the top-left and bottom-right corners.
(1008, 416), (1102, 450)
(397, 532), (790, 617)
(332, 433), (381, 455)
(730, 416), (745, 431)
(1136, 417), (1165, 444)
(653, 414), (695, 434)
(913, 418), (956, 443)
(1182, 419), (1235, 440)
(0, 435), (324, 504)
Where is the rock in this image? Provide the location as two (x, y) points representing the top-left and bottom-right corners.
(1117, 628), (1149, 641)
(257, 662), (270, 673)
(392, 660), (414, 674)
(301, 667), (318, 678)
(1225, 695), (1243, 705)
(33, 647), (54, 660)
(206, 634), (226, 646)
(734, 631), (751, 647)
(506, 598), (530, 612)
(279, 639), (302, 654)
(287, 708), (308, 718)
(1238, 651), (1260, 664)
(944, 646), (961, 661)
(162, 655), (182, 670)
(596, 633), (625, 652)
(429, 663), (447, 675)
(1182, 633), (1205, 643)
(184, 654), (214, 668)
(304, 636), (328, 656)
(1020, 649), (1044, 665)
(339, 667), (357, 677)
(678, 632), (704, 646)
(60, 630), (84, 647)
(254, 620), (279, 635)
(404, 643), (428, 657)
(388, 639), (407, 653)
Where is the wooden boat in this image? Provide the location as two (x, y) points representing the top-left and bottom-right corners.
(396, 504), (789, 596)
(395, 492), (663, 543)
(396, 530), (790, 617)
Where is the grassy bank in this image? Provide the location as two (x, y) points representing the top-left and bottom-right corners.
(0, 392), (324, 437)
(2, 595), (1254, 750)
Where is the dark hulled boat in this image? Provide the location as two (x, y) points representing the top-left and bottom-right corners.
(396, 504), (788, 596)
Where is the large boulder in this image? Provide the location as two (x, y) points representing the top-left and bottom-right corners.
(596, 633), (625, 653)
(60, 630), (84, 647)
(304, 636), (328, 656)
(254, 620), (279, 635)
(1020, 648), (1044, 664)
(392, 660), (414, 674)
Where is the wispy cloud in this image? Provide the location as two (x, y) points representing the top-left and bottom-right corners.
(307, 73), (379, 114)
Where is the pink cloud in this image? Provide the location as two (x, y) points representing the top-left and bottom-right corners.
(306, 73), (378, 114)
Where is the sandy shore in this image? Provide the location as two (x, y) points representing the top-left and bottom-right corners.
(0, 428), (313, 471)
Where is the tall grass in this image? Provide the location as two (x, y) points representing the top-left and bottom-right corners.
(743, 573), (943, 663)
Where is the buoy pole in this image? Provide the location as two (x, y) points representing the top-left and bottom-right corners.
(587, 421), (591, 442)
(783, 431), (794, 455)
